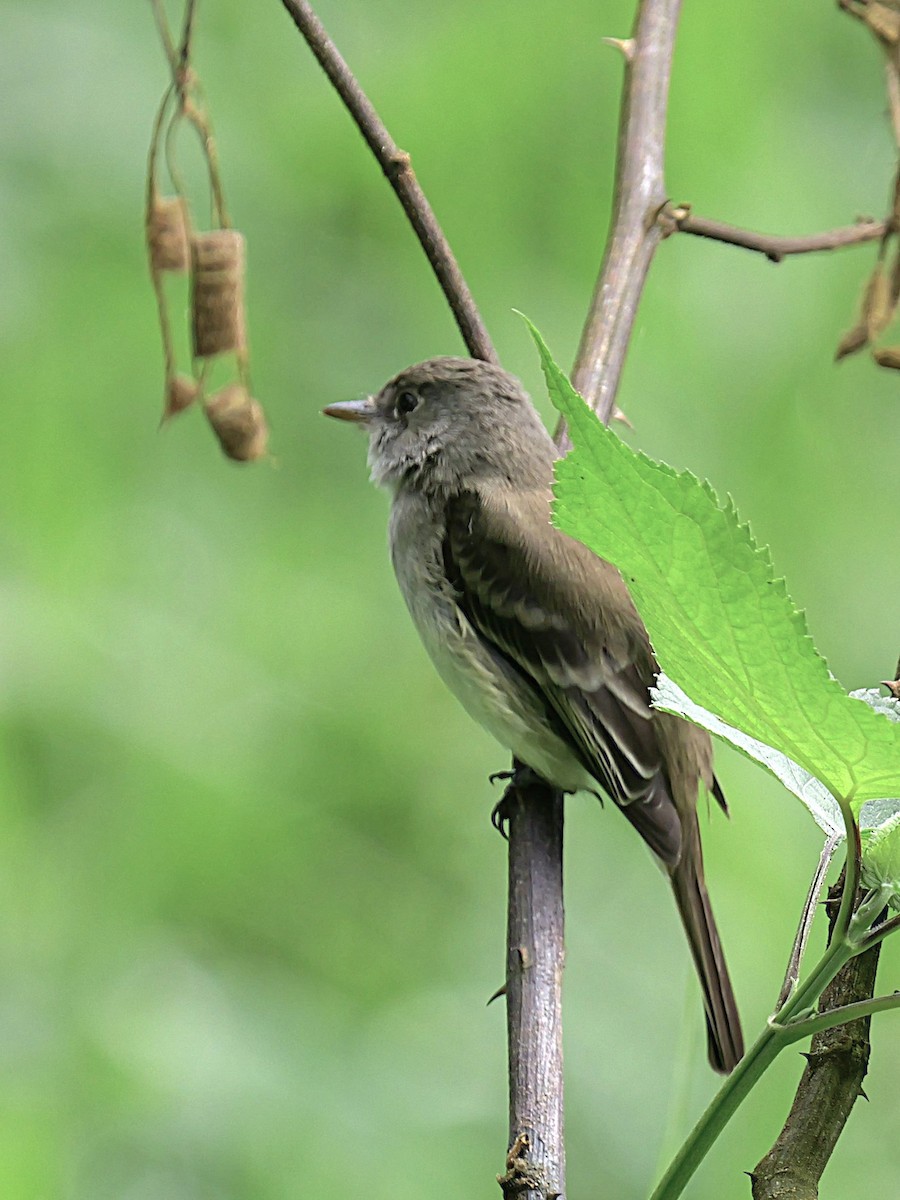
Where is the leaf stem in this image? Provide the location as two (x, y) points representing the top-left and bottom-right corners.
(781, 989), (900, 1041)
(859, 907), (900, 949)
(652, 852), (900, 1199)
(827, 798), (862, 945)
(650, 893), (858, 1199)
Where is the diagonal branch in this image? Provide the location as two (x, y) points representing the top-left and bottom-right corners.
(279, 0), (497, 364)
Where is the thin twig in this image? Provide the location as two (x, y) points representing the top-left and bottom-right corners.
(146, 85), (178, 382)
(278, 0), (498, 364)
(150, 0), (179, 73)
(839, 0), (900, 146)
(564, 0), (682, 435)
(669, 210), (886, 263)
(750, 873), (883, 1200)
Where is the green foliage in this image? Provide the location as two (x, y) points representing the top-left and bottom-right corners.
(653, 676), (900, 837)
(528, 323), (900, 808)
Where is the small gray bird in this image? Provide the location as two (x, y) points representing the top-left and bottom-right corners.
(324, 356), (743, 1073)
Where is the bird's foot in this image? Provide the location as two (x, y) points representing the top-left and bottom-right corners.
(489, 763), (546, 838)
(491, 794), (512, 839)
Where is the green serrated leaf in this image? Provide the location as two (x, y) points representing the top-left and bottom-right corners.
(523, 318), (900, 806)
(654, 675), (900, 837)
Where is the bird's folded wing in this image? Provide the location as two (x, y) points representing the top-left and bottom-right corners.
(443, 487), (682, 862)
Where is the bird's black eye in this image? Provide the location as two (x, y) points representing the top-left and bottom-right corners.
(396, 390), (420, 417)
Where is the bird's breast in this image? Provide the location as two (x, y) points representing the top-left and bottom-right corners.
(388, 492), (592, 792)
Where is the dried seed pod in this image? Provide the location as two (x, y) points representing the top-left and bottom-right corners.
(835, 322), (869, 361)
(191, 230), (246, 358)
(203, 383), (268, 462)
(861, 1), (900, 45)
(162, 374), (200, 422)
(864, 263), (893, 337)
(148, 194), (190, 273)
(874, 345), (900, 370)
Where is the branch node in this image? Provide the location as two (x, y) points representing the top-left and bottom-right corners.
(498, 1133), (549, 1198)
(385, 149), (412, 181)
(656, 200), (683, 238)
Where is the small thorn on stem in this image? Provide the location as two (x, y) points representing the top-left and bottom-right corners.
(602, 36), (635, 61)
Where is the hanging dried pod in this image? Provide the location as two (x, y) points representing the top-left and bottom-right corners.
(162, 373), (200, 422)
(858, 1), (900, 47)
(191, 230), (246, 358)
(835, 322), (870, 361)
(203, 382), (268, 462)
(837, 263), (895, 360)
(864, 262), (893, 338)
(147, 194), (190, 273)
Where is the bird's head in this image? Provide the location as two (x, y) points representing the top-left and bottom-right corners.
(323, 356), (554, 495)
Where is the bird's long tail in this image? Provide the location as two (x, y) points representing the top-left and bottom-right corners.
(669, 841), (743, 1074)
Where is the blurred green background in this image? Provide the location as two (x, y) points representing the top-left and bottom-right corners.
(2, 1), (899, 1196)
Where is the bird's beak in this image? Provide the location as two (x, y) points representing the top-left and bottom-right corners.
(322, 397), (376, 424)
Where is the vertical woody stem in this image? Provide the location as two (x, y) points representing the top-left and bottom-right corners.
(502, 780), (566, 1200)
